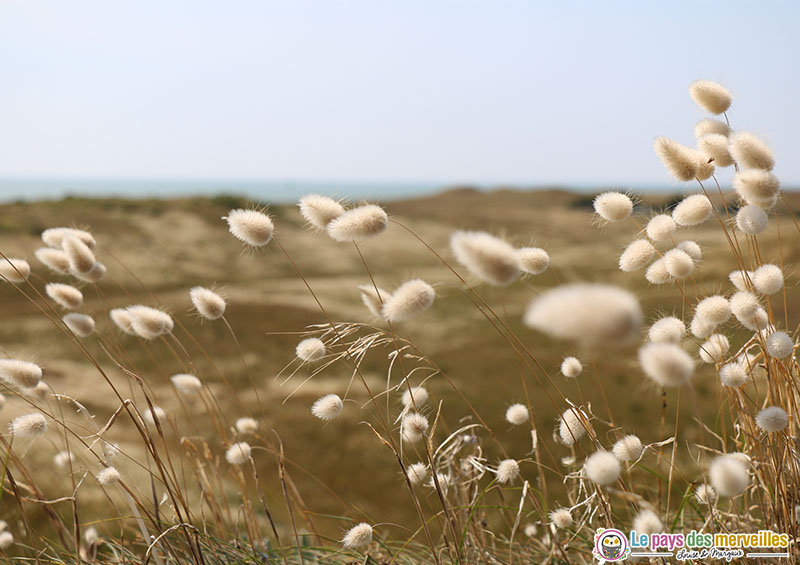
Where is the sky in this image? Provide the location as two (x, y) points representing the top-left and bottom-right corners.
(1, 0), (799, 192)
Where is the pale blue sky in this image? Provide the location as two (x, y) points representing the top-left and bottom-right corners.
(1, 0), (798, 191)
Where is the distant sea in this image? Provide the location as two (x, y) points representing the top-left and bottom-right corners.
(0, 178), (649, 204)
(0, 178), (698, 204)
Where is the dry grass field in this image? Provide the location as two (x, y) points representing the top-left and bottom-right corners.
(1, 186), (799, 561)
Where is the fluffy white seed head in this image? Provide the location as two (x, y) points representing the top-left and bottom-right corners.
(0, 258), (30, 283)
(0, 359), (43, 388)
(752, 264), (783, 295)
(653, 137), (698, 181)
(311, 394), (343, 421)
(235, 417), (258, 434)
(110, 308), (136, 335)
(524, 284), (642, 347)
(28, 381), (50, 401)
(71, 261), (106, 283)
(733, 170), (780, 209)
(719, 363), (748, 387)
(406, 462), (428, 485)
(558, 408), (587, 445)
(298, 194), (345, 229)
(190, 287), (226, 320)
(42, 227), (96, 249)
(326, 205), (388, 242)
(695, 484), (718, 505)
(523, 523), (537, 538)
(730, 291), (760, 322)
(694, 152), (715, 181)
(699, 334), (730, 364)
(689, 80), (732, 114)
(296, 337), (326, 362)
(633, 509), (664, 536)
(549, 508), (573, 529)
(63, 313), (95, 337)
(755, 406), (788, 433)
(646, 214), (677, 242)
(224, 209), (274, 246)
(619, 239), (655, 272)
(516, 247), (550, 275)
(171, 373), (202, 395)
(358, 285), (390, 318)
(54, 450), (74, 468)
(766, 331), (793, 359)
(62, 236), (96, 274)
(10, 413), (47, 437)
(613, 435), (643, 461)
(450, 230), (519, 286)
(672, 194), (712, 226)
(382, 279), (435, 322)
(401, 386), (429, 408)
(341, 523), (373, 550)
(639, 343), (695, 387)
(85, 527), (99, 546)
(648, 316), (685, 343)
(645, 258), (673, 285)
(97, 466), (121, 485)
(35, 248), (70, 274)
(695, 296), (731, 327)
(144, 406), (166, 424)
(401, 413), (429, 443)
(729, 270), (753, 291)
(709, 454), (749, 497)
(428, 472), (453, 495)
(593, 192), (633, 222)
(676, 240), (702, 262)
(225, 442), (252, 465)
(584, 451), (621, 486)
(506, 403), (529, 425)
(695, 118), (730, 138)
(0, 531), (12, 550)
(729, 131), (775, 171)
(496, 459), (520, 484)
(735, 205), (768, 235)
(46, 283), (83, 310)
(126, 305), (173, 339)
(663, 249), (694, 279)
(698, 133), (734, 167)
(560, 356), (583, 378)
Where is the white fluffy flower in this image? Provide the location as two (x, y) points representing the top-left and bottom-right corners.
(450, 230), (519, 286)
(406, 462), (428, 485)
(648, 317), (685, 343)
(752, 264), (783, 295)
(401, 413), (429, 443)
(699, 334), (730, 364)
(225, 442), (252, 465)
(766, 331), (793, 359)
(558, 408), (587, 445)
(633, 509), (663, 536)
(311, 394), (343, 421)
(672, 194), (712, 226)
(619, 239), (656, 272)
(549, 508), (573, 529)
(584, 451), (621, 486)
(639, 343), (694, 387)
(646, 214), (676, 243)
(506, 403), (529, 425)
(296, 338), (326, 362)
(736, 205), (768, 235)
(719, 363), (747, 387)
(612, 435), (643, 461)
(496, 459), (520, 484)
(593, 192), (633, 222)
(523, 284), (642, 347)
(755, 406), (788, 433)
(341, 523), (373, 550)
(709, 454), (749, 497)
(560, 356), (583, 378)
(401, 386), (429, 408)
(517, 247), (550, 275)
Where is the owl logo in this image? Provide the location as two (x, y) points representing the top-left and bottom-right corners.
(593, 528), (630, 562)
